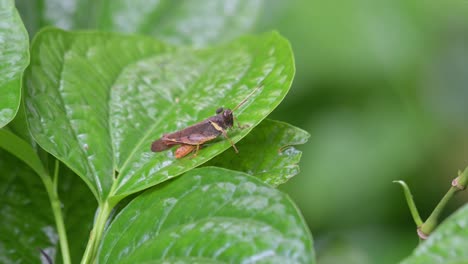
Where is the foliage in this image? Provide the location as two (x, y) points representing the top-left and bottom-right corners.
(98, 167), (314, 263)
(2, 0), (468, 263)
(0, 0), (29, 128)
(0, 0), (313, 263)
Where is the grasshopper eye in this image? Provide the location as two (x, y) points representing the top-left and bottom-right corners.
(216, 107), (224, 114)
(224, 109), (232, 118)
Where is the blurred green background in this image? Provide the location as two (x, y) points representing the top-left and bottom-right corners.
(257, 0), (468, 263)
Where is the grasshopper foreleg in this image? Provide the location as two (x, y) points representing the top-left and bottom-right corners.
(209, 120), (239, 153)
(233, 116), (249, 129)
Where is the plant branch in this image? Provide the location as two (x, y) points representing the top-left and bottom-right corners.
(395, 167), (468, 240)
(419, 167), (468, 237)
(81, 201), (114, 264)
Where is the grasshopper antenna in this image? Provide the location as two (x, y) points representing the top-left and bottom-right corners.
(232, 85), (263, 112)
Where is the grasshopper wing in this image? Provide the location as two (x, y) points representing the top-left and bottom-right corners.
(151, 138), (174, 152)
(162, 120), (221, 145)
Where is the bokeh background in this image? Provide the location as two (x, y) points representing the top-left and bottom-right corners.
(257, 1), (468, 263)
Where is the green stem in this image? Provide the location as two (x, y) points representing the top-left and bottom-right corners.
(0, 129), (71, 263)
(394, 167), (468, 239)
(393, 180), (423, 226)
(43, 176), (72, 264)
(419, 187), (456, 236)
(419, 167), (468, 236)
(53, 159), (60, 192)
(81, 201), (114, 264)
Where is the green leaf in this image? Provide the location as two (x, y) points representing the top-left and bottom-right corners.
(98, 0), (264, 47)
(0, 0), (29, 128)
(7, 101), (36, 146)
(0, 149), (56, 264)
(97, 167), (314, 264)
(400, 204), (468, 264)
(16, 0), (264, 47)
(24, 28), (294, 202)
(0, 129), (48, 179)
(206, 119), (310, 186)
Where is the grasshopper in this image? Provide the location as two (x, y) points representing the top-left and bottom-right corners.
(151, 86), (261, 158)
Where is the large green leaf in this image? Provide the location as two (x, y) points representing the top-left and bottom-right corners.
(0, 0), (29, 128)
(98, 0), (264, 47)
(400, 204), (468, 264)
(97, 167), (314, 263)
(206, 119), (310, 186)
(24, 28), (294, 202)
(0, 149), (55, 263)
(16, 0), (263, 47)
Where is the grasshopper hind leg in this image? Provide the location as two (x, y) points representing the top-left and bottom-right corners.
(174, 144), (203, 159)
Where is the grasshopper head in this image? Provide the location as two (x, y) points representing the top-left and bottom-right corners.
(222, 109), (234, 128)
(214, 107), (234, 128)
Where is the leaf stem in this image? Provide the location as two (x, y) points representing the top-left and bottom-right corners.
(419, 167), (468, 237)
(81, 201), (114, 264)
(0, 129), (71, 263)
(43, 176), (72, 264)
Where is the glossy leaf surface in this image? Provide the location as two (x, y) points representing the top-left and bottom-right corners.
(207, 119), (310, 186)
(97, 167), (315, 263)
(401, 204), (468, 264)
(16, 0), (263, 47)
(0, 0), (29, 128)
(24, 28), (294, 202)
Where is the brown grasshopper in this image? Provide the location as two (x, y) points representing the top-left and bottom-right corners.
(151, 86), (261, 158)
